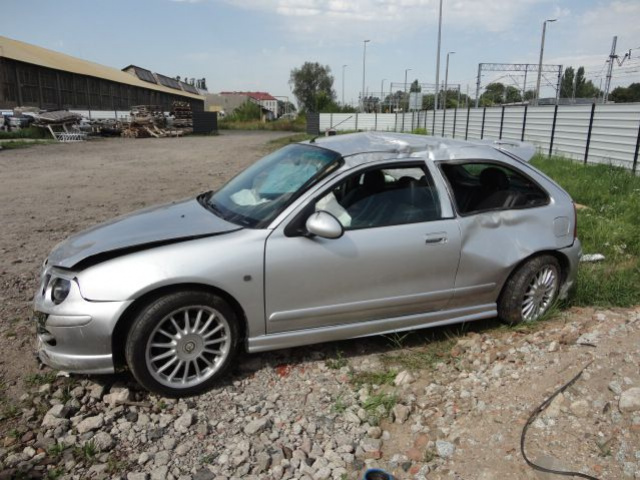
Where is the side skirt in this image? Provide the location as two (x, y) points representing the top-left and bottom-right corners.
(247, 304), (497, 353)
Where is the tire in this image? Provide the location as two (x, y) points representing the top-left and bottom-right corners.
(498, 255), (561, 325)
(125, 290), (240, 397)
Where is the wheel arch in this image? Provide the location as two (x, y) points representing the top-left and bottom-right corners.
(498, 249), (569, 303)
(111, 283), (248, 369)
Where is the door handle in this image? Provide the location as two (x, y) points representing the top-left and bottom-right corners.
(424, 233), (447, 244)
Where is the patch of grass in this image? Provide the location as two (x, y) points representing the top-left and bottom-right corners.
(362, 392), (397, 414)
(325, 350), (348, 370)
(266, 133), (314, 151)
(47, 442), (67, 458)
(350, 370), (396, 388)
(45, 469), (64, 480)
(332, 394), (348, 414)
(106, 457), (128, 474)
(0, 126), (49, 139)
(382, 337), (455, 372)
(25, 372), (57, 387)
(74, 440), (97, 463)
(531, 155), (640, 307)
(423, 449), (436, 462)
(411, 127), (429, 135)
(220, 116), (306, 132)
(0, 403), (21, 421)
(0, 139), (55, 150)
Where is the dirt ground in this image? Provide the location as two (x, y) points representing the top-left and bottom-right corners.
(1, 133), (638, 480)
(0, 132), (290, 397)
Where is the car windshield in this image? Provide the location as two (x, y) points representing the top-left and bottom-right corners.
(204, 143), (342, 228)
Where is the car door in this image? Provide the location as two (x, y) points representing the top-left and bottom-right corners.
(263, 162), (462, 334)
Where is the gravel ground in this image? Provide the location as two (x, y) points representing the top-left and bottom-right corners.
(1, 133), (639, 480)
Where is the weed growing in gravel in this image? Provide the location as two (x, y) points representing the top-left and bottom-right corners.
(382, 337), (455, 372)
(332, 394), (348, 413)
(350, 370), (396, 388)
(24, 371), (57, 387)
(48, 442), (67, 458)
(325, 350), (348, 370)
(74, 440), (98, 463)
(531, 155), (640, 307)
(45, 468), (64, 480)
(362, 392), (397, 424)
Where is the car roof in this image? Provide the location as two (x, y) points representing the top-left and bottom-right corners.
(303, 132), (536, 167)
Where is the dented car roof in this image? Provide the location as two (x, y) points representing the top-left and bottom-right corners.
(305, 132), (536, 166)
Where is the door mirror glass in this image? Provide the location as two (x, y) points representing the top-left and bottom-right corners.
(306, 211), (344, 239)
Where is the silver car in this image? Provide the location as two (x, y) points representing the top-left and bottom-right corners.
(33, 132), (581, 396)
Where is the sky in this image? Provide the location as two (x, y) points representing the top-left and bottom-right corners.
(1, 0), (639, 107)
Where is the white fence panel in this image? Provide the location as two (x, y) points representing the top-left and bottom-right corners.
(466, 109), (484, 139)
(482, 108), (502, 140)
(589, 103), (640, 168)
(523, 107), (554, 154)
(453, 109), (469, 138)
(552, 105), (592, 161)
(502, 107), (525, 141)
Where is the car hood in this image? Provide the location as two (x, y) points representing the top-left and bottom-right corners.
(49, 197), (241, 269)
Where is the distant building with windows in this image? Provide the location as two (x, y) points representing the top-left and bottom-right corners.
(0, 35), (204, 113)
(215, 91), (279, 120)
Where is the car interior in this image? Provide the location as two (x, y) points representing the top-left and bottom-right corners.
(439, 162), (549, 215)
(317, 166), (443, 229)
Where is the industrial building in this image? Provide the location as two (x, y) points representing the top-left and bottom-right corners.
(0, 35), (204, 114)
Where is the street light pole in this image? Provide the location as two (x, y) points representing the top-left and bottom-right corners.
(361, 40), (370, 112)
(342, 64), (347, 107)
(380, 79), (386, 113)
(444, 51), (455, 110)
(535, 19), (556, 106)
(404, 68), (412, 111)
(434, 0), (443, 110)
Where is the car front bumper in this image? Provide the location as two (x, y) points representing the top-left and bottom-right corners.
(33, 280), (132, 375)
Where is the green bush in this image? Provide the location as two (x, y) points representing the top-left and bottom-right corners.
(0, 126), (49, 139)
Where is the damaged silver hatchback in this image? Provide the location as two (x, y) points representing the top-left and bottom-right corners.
(34, 132), (581, 396)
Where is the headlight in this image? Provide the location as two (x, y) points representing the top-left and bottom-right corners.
(51, 278), (71, 305)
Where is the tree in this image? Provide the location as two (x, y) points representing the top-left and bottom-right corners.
(479, 83), (522, 106)
(410, 80), (422, 93)
(289, 62), (336, 112)
(560, 67), (575, 98)
(610, 83), (640, 103)
(226, 100), (262, 122)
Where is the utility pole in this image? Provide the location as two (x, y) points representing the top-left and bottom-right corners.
(342, 64), (347, 107)
(434, 0), (443, 110)
(380, 79), (386, 113)
(475, 63), (482, 108)
(404, 69), (412, 112)
(535, 19), (556, 105)
(603, 36), (617, 104)
(522, 64), (528, 101)
(361, 40), (370, 112)
(443, 51), (455, 110)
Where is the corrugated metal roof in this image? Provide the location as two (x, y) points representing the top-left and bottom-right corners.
(0, 36), (204, 101)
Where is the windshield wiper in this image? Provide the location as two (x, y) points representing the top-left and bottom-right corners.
(197, 192), (226, 220)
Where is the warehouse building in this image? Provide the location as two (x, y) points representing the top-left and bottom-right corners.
(0, 35), (204, 114)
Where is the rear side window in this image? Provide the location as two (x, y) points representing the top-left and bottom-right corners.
(440, 162), (548, 215)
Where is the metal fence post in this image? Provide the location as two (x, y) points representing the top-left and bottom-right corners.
(355, 113), (358, 131)
(432, 109), (436, 136)
(452, 107), (457, 139)
(521, 105), (528, 142)
(548, 105), (559, 158)
(633, 118), (640, 173)
(480, 107), (487, 139)
(499, 106), (505, 139)
(424, 110), (428, 132)
(441, 107), (446, 137)
(465, 106), (471, 140)
(395, 112), (398, 132)
(584, 103), (596, 165)
(330, 113), (333, 129)
(374, 112), (377, 131)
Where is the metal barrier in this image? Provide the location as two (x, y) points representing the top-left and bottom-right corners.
(318, 104), (640, 171)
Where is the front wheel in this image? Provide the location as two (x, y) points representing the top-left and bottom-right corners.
(498, 255), (561, 325)
(125, 291), (239, 397)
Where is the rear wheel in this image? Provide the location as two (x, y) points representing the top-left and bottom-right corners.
(498, 255), (561, 325)
(125, 291), (239, 397)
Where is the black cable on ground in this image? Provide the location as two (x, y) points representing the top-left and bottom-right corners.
(520, 360), (601, 480)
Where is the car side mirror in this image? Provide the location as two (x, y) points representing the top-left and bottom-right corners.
(305, 211), (344, 239)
